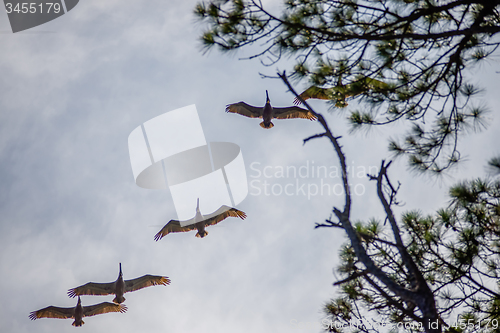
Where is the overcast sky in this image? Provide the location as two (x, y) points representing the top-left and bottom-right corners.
(1, 1), (499, 332)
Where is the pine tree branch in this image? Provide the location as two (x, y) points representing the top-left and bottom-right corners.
(374, 160), (428, 289)
(333, 270), (369, 286)
(253, 0), (500, 42)
(278, 72), (444, 328)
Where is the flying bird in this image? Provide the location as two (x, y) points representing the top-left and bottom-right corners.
(29, 296), (126, 327)
(154, 200), (247, 240)
(67, 263), (170, 304)
(226, 90), (316, 129)
(293, 76), (390, 107)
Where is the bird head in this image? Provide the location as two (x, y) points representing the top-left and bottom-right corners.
(77, 296), (81, 305)
(118, 263), (123, 278)
(265, 90), (270, 104)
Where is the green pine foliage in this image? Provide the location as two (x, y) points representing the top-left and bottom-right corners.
(195, 0), (500, 173)
(194, 2), (500, 332)
(323, 166), (500, 332)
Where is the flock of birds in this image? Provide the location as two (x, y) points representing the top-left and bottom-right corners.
(29, 263), (170, 326)
(29, 84), (378, 326)
(152, 90), (316, 240)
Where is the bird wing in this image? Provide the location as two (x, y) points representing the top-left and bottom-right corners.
(354, 76), (389, 90)
(82, 302), (127, 317)
(272, 106), (317, 121)
(29, 306), (74, 320)
(67, 281), (115, 298)
(154, 220), (197, 241)
(293, 86), (332, 105)
(344, 76), (390, 97)
(204, 207), (247, 228)
(225, 102), (263, 118)
(124, 275), (171, 292)
(294, 78), (389, 105)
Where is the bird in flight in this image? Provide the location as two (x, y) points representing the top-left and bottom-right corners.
(67, 263), (170, 304)
(293, 76), (390, 107)
(226, 90), (316, 129)
(154, 200), (247, 240)
(29, 296), (126, 327)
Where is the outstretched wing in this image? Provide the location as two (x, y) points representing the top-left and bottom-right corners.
(226, 102), (263, 118)
(82, 302), (127, 317)
(204, 206), (247, 228)
(344, 76), (390, 97)
(272, 106), (317, 121)
(353, 76), (390, 90)
(294, 78), (390, 105)
(29, 306), (74, 320)
(154, 220), (197, 241)
(293, 86), (332, 105)
(125, 275), (171, 293)
(68, 282), (115, 298)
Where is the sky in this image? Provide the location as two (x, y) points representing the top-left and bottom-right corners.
(1, 1), (499, 332)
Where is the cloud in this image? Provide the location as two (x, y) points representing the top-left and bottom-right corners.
(1, 1), (499, 332)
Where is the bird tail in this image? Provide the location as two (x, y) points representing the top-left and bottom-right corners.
(195, 231), (208, 238)
(113, 296), (125, 304)
(259, 121), (274, 129)
(72, 320), (84, 327)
